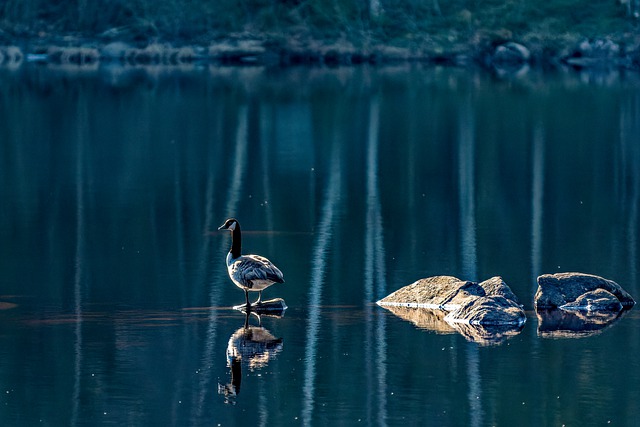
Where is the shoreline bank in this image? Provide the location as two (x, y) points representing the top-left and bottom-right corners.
(2, 34), (640, 73)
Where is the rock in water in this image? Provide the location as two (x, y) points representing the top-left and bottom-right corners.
(445, 293), (524, 326)
(534, 272), (634, 338)
(492, 42), (531, 65)
(377, 276), (525, 326)
(534, 272), (635, 311)
(234, 298), (288, 317)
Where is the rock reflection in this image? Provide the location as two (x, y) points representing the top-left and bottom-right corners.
(382, 305), (523, 346)
(218, 313), (283, 403)
(453, 322), (524, 345)
(536, 308), (631, 339)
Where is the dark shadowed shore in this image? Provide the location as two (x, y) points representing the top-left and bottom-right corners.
(2, 34), (640, 74)
(1, 0), (640, 72)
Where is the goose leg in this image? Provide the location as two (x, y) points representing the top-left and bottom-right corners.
(233, 290), (252, 311)
(244, 289), (251, 308)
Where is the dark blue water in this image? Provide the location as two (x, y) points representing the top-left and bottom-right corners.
(0, 64), (639, 426)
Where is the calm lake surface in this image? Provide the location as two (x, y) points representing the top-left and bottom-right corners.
(1, 63), (639, 426)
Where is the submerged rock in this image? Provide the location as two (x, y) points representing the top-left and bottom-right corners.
(377, 275), (526, 327)
(534, 272), (635, 311)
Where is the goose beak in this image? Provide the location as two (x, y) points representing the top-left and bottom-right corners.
(218, 224), (226, 230)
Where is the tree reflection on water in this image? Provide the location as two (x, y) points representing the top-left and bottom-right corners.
(0, 65), (639, 426)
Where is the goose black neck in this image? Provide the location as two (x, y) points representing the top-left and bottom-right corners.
(230, 224), (242, 259)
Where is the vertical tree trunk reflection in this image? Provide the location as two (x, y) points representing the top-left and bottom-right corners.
(72, 91), (88, 427)
(225, 105), (249, 219)
(458, 96), (482, 427)
(458, 97), (477, 282)
(620, 94), (640, 288)
(302, 143), (342, 427)
(259, 103), (276, 256)
(531, 123), (545, 290)
(363, 95), (388, 426)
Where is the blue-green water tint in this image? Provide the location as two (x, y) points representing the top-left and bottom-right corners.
(0, 64), (639, 426)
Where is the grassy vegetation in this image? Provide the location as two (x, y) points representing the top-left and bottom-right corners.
(0, 0), (638, 48)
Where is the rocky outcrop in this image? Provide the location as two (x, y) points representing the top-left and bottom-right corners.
(534, 272), (635, 311)
(490, 42), (531, 66)
(377, 275), (526, 326)
(237, 298), (287, 316)
(534, 272), (635, 339)
(0, 46), (23, 68)
(563, 38), (623, 68)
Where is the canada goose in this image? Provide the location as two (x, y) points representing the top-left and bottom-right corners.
(218, 218), (284, 308)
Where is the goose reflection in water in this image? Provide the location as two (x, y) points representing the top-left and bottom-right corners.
(218, 312), (284, 403)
